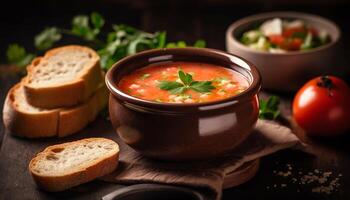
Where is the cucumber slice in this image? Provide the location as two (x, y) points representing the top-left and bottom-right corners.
(241, 30), (261, 44)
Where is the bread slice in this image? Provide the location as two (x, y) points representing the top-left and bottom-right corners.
(23, 45), (103, 109)
(3, 80), (108, 138)
(29, 138), (119, 192)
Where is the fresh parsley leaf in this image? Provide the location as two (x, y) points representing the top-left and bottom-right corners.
(127, 34), (153, 55)
(127, 36), (143, 55)
(6, 44), (35, 68)
(259, 96), (280, 120)
(72, 15), (90, 37)
(165, 42), (177, 48)
(34, 27), (62, 50)
(165, 40), (204, 48)
(6, 12), (207, 73)
(190, 81), (215, 93)
(91, 12), (105, 29)
(177, 41), (187, 48)
(159, 70), (215, 94)
(114, 24), (137, 34)
(194, 40), (206, 48)
(71, 14), (100, 41)
(170, 86), (187, 94)
(158, 81), (183, 90)
(178, 70), (192, 85)
(266, 96), (280, 110)
(155, 31), (166, 48)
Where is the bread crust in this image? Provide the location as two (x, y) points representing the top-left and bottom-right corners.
(58, 85), (108, 137)
(2, 82), (108, 138)
(29, 138), (119, 192)
(24, 45), (103, 109)
(3, 83), (58, 138)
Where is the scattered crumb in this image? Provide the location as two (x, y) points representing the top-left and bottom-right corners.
(266, 163), (342, 194)
(277, 171), (292, 177)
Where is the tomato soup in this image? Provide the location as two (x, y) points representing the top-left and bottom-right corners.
(118, 62), (249, 103)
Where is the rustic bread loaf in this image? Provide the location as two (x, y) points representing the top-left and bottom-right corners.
(29, 138), (119, 192)
(3, 80), (108, 138)
(23, 45), (103, 108)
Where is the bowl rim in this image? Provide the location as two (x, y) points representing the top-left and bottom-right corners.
(101, 183), (207, 200)
(226, 11), (341, 56)
(105, 47), (261, 108)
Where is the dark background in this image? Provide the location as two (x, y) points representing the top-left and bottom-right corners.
(1, 0), (350, 66)
(1, 1), (350, 199)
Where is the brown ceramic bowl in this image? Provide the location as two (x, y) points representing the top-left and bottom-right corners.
(226, 12), (341, 91)
(106, 48), (261, 161)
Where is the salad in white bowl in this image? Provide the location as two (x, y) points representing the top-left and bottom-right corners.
(240, 18), (330, 53)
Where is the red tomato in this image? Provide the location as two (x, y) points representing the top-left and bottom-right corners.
(288, 38), (303, 50)
(269, 35), (285, 46)
(283, 27), (306, 37)
(293, 76), (350, 137)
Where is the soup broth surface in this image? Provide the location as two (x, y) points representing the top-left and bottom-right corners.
(118, 62), (249, 103)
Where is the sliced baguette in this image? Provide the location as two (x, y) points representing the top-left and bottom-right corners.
(23, 45), (103, 109)
(3, 80), (108, 138)
(29, 138), (119, 192)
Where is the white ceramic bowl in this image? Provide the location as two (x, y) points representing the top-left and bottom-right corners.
(226, 12), (341, 91)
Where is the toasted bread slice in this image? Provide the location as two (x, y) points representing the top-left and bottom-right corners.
(23, 45), (103, 108)
(3, 81), (108, 138)
(29, 138), (119, 192)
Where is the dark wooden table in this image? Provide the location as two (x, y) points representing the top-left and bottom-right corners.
(1, 2), (350, 199)
(0, 65), (349, 200)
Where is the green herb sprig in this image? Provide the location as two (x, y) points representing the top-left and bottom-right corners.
(6, 12), (206, 73)
(159, 70), (216, 94)
(259, 96), (280, 120)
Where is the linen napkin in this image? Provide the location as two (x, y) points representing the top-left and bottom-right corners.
(102, 120), (301, 199)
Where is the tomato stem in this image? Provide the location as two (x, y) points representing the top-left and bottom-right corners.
(317, 76), (333, 96)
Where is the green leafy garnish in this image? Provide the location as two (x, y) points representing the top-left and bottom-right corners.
(6, 12), (206, 74)
(34, 27), (62, 51)
(178, 70), (192, 85)
(194, 40), (206, 48)
(71, 12), (104, 41)
(190, 81), (216, 93)
(259, 96), (280, 120)
(91, 12), (105, 29)
(6, 44), (35, 68)
(159, 70), (215, 94)
(159, 81), (183, 91)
